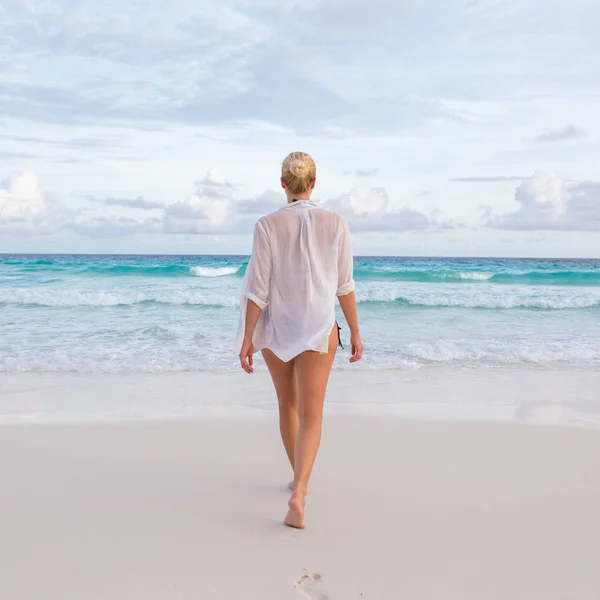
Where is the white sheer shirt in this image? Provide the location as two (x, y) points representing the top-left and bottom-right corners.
(234, 199), (355, 363)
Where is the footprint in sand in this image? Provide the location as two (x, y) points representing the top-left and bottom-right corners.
(294, 571), (328, 600)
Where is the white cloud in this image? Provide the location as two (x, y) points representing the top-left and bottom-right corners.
(235, 190), (283, 215)
(487, 172), (600, 231)
(92, 196), (165, 210)
(161, 173), (284, 234)
(0, 171), (159, 236)
(0, 170), (443, 238)
(534, 125), (587, 143)
(344, 169), (380, 177)
(0, 171), (54, 232)
(0, 172), (46, 221)
(163, 180), (438, 235)
(325, 187), (430, 232)
(328, 187), (388, 216)
(163, 170), (236, 234)
(2, 165), (597, 259)
(0, 169), (260, 237)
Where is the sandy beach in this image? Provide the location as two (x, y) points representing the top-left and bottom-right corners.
(2, 367), (600, 426)
(2, 405), (600, 599)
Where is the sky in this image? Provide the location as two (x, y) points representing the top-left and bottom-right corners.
(0, 0), (599, 257)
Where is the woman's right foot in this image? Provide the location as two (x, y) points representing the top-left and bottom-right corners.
(284, 491), (305, 529)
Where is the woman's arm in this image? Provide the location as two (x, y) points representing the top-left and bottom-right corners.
(244, 300), (262, 342)
(338, 292), (363, 363)
(239, 221), (271, 373)
(239, 299), (262, 373)
(337, 220), (363, 363)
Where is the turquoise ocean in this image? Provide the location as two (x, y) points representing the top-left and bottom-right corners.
(1, 254), (600, 373)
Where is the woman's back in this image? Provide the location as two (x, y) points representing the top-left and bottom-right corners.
(239, 199), (354, 362)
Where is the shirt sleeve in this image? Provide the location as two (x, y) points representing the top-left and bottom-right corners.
(336, 219), (356, 296)
(245, 220), (272, 310)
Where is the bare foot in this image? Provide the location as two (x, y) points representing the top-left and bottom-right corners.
(284, 491), (305, 529)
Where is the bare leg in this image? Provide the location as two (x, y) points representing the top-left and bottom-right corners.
(262, 349), (298, 474)
(285, 325), (337, 529)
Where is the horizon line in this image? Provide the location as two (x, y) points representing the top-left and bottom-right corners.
(1, 253), (598, 261)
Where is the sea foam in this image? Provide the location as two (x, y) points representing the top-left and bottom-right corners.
(2, 283), (600, 310)
(458, 272), (494, 280)
(0, 287), (240, 307)
(189, 266), (241, 277)
(2, 336), (600, 373)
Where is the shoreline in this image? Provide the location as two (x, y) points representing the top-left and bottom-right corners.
(1, 365), (599, 428)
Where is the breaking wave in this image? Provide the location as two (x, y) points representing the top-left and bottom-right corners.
(2, 284), (599, 310)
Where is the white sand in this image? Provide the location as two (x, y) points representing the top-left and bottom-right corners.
(2, 366), (600, 426)
(2, 417), (600, 599)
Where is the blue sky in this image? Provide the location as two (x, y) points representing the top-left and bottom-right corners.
(0, 0), (598, 256)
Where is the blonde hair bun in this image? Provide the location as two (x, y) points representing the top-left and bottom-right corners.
(281, 151), (317, 194)
(289, 159), (310, 178)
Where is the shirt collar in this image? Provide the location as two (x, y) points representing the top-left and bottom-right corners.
(284, 199), (317, 209)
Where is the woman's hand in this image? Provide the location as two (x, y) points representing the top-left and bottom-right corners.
(239, 337), (254, 373)
(349, 332), (363, 363)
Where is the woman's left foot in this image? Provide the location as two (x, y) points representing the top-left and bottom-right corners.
(284, 491), (305, 529)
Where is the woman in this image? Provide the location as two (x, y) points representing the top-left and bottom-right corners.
(235, 151), (363, 529)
